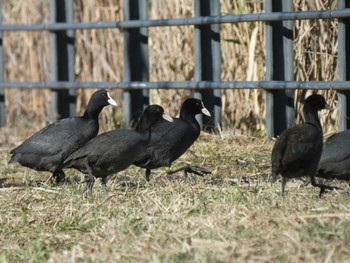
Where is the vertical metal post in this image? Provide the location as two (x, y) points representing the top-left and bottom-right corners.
(123, 0), (149, 127)
(194, 0), (221, 132)
(0, 1), (5, 127)
(337, 0), (350, 131)
(265, 0), (274, 138)
(49, 0), (76, 122)
(265, 0), (294, 138)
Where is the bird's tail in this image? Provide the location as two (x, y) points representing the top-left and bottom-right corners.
(8, 154), (17, 164)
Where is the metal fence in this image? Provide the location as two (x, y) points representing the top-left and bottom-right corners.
(0, 0), (350, 137)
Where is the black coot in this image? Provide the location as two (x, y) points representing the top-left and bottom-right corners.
(134, 98), (211, 181)
(9, 89), (117, 184)
(63, 105), (173, 197)
(271, 94), (338, 197)
(316, 129), (350, 181)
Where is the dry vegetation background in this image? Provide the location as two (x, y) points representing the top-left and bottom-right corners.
(2, 0), (340, 135)
(1, 1), (349, 262)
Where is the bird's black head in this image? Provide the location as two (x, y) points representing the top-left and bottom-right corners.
(180, 98), (211, 118)
(305, 94), (330, 111)
(136, 105), (173, 131)
(90, 89), (117, 108)
(84, 89), (117, 118)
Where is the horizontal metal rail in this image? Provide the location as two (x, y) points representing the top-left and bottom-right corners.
(0, 8), (350, 31)
(1, 81), (350, 90)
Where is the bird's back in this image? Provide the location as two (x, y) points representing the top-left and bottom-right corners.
(134, 118), (200, 169)
(317, 129), (350, 180)
(272, 123), (323, 179)
(65, 129), (148, 177)
(10, 117), (99, 172)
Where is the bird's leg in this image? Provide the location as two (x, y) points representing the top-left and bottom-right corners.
(270, 174), (276, 186)
(145, 169), (151, 181)
(46, 173), (55, 186)
(270, 170), (280, 186)
(166, 164), (211, 177)
(84, 161), (95, 198)
(166, 166), (184, 176)
(86, 177), (95, 198)
(302, 177), (310, 187)
(56, 170), (67, 184)
(270, 172), (279, 184)
(309, 175), (341, 198)
(52, 172), (58, 185)
(183, 164), (211, 176)
(49, 170), (67, 186)
(270, 172), (288, 197)
(101, 177), (108, 197)
(281, 176), (287, 197)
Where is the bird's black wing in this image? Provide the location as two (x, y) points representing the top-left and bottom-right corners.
(11, 117), (97, 158)
(320, 130), (350, 164)
(135, 118), (199, 168)
(65, 129), (147, 175)
(64, 129), (116, 166)
(317, 130), (350, 179)
(272, 124), (321, 176)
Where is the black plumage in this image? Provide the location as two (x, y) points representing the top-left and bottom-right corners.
(271, 94), (338, 197)
(9, 89), (117, 183)
(63, 105), (173, 197)
(316, 129), (350, 181)
(134, 98), (211, 181)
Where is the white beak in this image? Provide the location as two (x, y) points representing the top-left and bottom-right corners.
(201, 102), (211, 117)
(107, 92), (117, 106)
(162, 113), (173, 122)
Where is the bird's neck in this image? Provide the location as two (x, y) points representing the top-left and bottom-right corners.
(180, 113), (201, 133)
(83, 103), (103, 120)
(180, 111), (197, 123)
(135, 117), (151, 131)
(135, 117), (154, 143)
(303, 106), (321, 129)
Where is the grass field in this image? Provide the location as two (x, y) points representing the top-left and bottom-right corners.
(0, 131), (349, 262)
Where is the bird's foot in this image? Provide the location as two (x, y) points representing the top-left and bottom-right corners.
(167, 164), (211, 177)
(318, 185), (342, 198)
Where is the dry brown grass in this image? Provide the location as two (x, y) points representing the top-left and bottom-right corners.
(2, 0), (341, 135)
(1, 4), (348, 261)
(0, 132), (349, 262)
